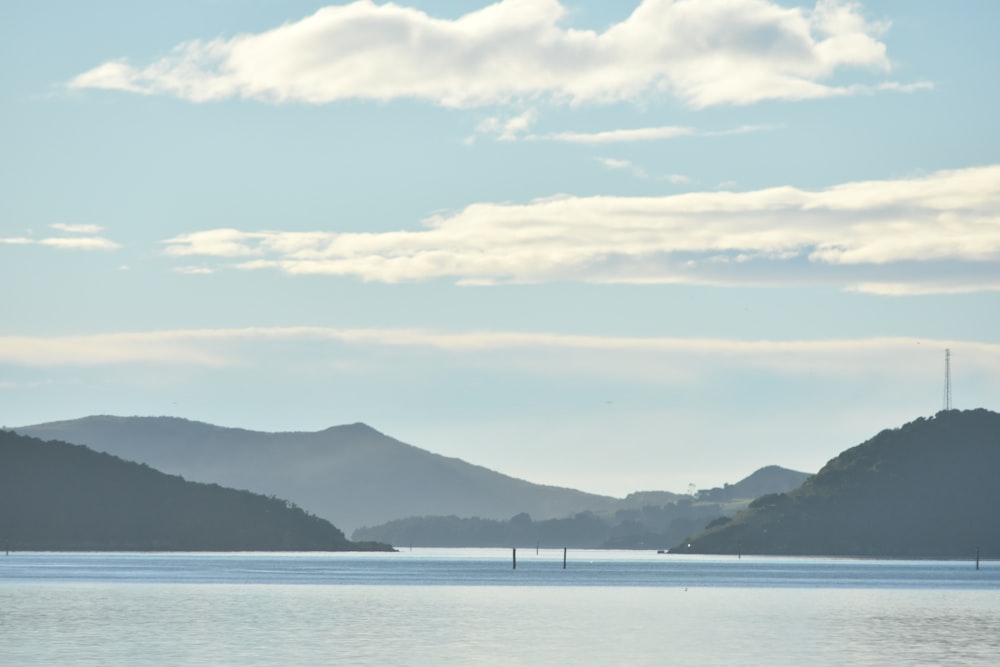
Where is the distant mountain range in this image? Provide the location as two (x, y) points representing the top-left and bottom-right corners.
(677, 409), (1000, 558)
(14, 410), (998, 557)
(353, 465), (811, 549)
(0, 430), (390, 551)
(15, 416), (620, 532)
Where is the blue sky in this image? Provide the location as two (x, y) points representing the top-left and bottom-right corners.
(3, 0), (999, 496)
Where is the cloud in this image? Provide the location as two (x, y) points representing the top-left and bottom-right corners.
(0, 225), (120, 251)
(700, 123), (785, 138)
(0, 331), (233, 367)
(162, 165), (1000, 294)
(597, 157), (633, 171)
(69, 0), (909, 109)
(875, 81), (934, 94)
(3, 327), (998, 384)
(474, 108), (538, 141)
(164, 228), (264, 258)
(172, 266), (215, 275)
(38, 237), (121, 250)
(50, 223), (104, 234)
(596, 157), (690, 184)
(553, 125), (696, 144)
(486, 121), (780, 145)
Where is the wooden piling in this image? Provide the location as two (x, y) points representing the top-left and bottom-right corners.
(563, 547), (567, 569)
(512, 547), (517, 570)
(976, 546), (980, 570)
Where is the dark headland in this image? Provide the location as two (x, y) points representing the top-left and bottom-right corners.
(676, 409), (1000, 559)
(0, 430), (392, 552)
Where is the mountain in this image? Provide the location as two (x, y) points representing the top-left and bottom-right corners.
(695, 465), (811, 503)
(676, 409), (1000, 558)
(14, 416), (618, 532)
(353, 465), (812, 549)
(0, 430), (390, 551)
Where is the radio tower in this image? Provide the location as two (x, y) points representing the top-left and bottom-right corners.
(943, 349), (953, 411)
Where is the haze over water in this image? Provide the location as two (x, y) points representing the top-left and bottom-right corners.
(2, 550), (998, 666)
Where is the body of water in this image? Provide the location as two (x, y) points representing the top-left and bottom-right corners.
(2, 549), (998, 666)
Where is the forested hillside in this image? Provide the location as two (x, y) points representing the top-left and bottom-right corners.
(677, 410), (1000, 558)
(0, 430), (390, 551)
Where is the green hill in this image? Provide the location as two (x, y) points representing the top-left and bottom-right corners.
(675, 409), (1000, 558)
(0, 430), (391, 551)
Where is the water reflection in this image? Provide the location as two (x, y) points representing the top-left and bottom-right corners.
(1, 553), (999, 666)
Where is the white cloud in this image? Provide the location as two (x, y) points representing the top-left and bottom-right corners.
(475, 108), (538, 141)
(700, 123), (785, 138)
(39, 237), (120, 251)
(51, 223), (104, 234)
(162, 165), (1000, 294)
(70, 0), (907, 109)
(1, 229), (120, 251)
(164, 228), (265, 258)
(597, 157), (633, 170)
(875, 81), (934, 93)
(172, 266), (215, 275)
(0, 331), (233, 367)
(553, 125), (696, 144)
(512, 122), (780, 145)
(3, 327), (998, 383)
(596, 157), (690, 184)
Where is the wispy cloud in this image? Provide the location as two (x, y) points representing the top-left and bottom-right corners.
(69, 0), (913, 109)
(549, 125), (695, 144)
(172, 266), (215, 275)
(479, 121), (783, 145)
(596, 157), (690, 184)
(3, 327), (998, 382)
(162, 166), (1000, 294)
(0, 225), (120, 251)
(38, 237), (120, 250)
(876, 81), (934, 93)
(473, 109), (539, 142)
(50, 223), (104, 234)
(474, 119), (780, 145)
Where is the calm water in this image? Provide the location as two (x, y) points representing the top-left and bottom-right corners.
(2, 550), (998, 666)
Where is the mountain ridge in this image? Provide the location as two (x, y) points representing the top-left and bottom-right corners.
(15, 415), (620, 532)
(353, 464), (811, 548)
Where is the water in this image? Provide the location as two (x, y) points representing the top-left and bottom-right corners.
(2, 550), (998, 666)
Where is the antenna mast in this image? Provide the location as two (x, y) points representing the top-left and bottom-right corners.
(943, 348), (952, 411)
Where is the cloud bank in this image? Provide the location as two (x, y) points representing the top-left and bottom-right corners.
(70, 0), (909, 108)
(4, 327), (998, 384)
(162, 166), (1000, 294)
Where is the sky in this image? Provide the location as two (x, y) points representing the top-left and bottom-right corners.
(2, 0), (999, 497)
